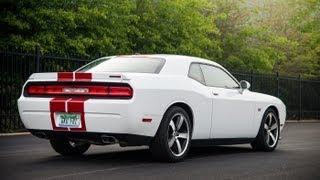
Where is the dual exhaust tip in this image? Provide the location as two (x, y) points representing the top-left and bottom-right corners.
(101, 135), (117, 144)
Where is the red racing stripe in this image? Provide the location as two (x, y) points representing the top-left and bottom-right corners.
(49, 98), (88, 132)
(50, 72), (91, 131)
(67, 98), (88, 132)
(50, 98), (69, 131)
(71, 73), (91, 131)
(75, 73), (92, 81)
(57, 72), (73, 81)
(58, 72), (92, 81)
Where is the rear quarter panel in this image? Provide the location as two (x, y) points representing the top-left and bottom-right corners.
(127, 74), (212, 139)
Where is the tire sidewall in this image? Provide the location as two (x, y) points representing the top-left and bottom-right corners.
(156, 106), (192, 161)
(259, 108), (280, 151)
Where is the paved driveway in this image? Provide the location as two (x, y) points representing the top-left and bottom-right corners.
(1, 122), (320, 180)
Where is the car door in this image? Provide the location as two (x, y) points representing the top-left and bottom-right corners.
(198, 64), (255, 139)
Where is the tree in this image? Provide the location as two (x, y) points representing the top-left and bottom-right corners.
(132, 0), (221, 59)
(0, 0), (137, 56)
(210, 0), (289, 73)
(0, 0), (319, 78)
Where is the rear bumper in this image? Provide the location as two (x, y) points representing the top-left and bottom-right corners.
(29, 129), (152, 146)
(18, 97), (162, 137)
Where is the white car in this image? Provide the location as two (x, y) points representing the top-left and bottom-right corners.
(18, 54), (286, 162)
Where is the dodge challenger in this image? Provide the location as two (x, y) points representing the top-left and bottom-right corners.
(18, 54), (286, 162)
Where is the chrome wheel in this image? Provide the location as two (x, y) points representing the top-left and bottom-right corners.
(167, 113), (190, 157)
(150, 106), (192, 162)
(264, 113), (279, 148)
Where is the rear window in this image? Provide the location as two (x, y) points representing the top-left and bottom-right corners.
(77, 57), (165, 73)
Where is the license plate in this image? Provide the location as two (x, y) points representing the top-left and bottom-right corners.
(55, 112), (81, 128)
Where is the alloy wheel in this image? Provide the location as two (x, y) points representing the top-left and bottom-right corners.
(264, 113), (279, 148)
(167, 113), (190, 157)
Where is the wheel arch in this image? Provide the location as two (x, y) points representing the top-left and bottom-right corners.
(254, 105), (280, 138)
(268, 105), (279, 119)
(161, 101), (194, 133)
(169, 102), (194, 129)
(251, 105), (281, 151)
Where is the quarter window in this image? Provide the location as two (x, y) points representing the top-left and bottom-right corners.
(188, 63), (205, 84)
(200, 64), (239, 88)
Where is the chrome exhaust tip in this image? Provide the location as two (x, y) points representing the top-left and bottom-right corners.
(101, 135), (117, 144)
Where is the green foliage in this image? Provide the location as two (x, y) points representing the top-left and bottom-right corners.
(0, 0), (319, 78)
(211, 0), (288, 73)
(211, 0), (319, 77)
(218, 27), (286, 73)
(270, 0), (320, 78)
(0, 0), (137, 56)
(132, 0), (221, 59)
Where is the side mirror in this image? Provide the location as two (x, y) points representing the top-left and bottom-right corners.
(239, 80), (250, 94)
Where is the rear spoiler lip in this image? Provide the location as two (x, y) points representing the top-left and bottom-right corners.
(28, 72), (130, 82)
(28, 73), (57, 81)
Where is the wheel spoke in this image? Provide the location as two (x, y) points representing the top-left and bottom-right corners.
(175, 139), (182, 153)
(266, 132), (270, 145)
(264, 124), (268, 130)
(176, 116), (184, 131)
(268, 114), (272, 126)
(168, 137), (175, 148)
(167, 113), (190, 156)
(270, 123), (278, 131)
(178, 133), (188, 139)
(270, 132), (276, 143)
(169, 121), (176, 132)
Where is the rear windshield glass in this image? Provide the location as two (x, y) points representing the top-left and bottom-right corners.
(77, 57), (165, 73)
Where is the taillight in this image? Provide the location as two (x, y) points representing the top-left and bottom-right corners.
(26, 84), (133, 98)
(109, 86), (132, 97)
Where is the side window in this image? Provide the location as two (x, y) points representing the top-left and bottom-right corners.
(200, 64), (239, 88)
(188, 63), (205, 84)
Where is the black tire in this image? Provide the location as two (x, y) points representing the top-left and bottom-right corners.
(50, 137), (90, 156)
(150, 106), (192, 162)
(251, 108), (280, 152)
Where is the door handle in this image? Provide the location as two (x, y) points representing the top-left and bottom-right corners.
(212, 92), (219, 96)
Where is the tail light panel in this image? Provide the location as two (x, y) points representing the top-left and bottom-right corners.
(24, 82), (133, 99)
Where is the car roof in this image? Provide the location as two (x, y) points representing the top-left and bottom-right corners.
(111, 54), (223, 75)
(115, 54), (221, 66)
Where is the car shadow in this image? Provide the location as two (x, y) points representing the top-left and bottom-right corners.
(32, 145), (260, 165)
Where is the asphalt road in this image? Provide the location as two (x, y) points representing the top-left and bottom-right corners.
(1, 122), (320, 180)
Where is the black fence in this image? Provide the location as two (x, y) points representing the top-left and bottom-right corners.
(1, 48), (320, 132)
(0, 48), (91, 132)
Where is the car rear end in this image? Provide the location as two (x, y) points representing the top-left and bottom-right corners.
(18, 56), (166, 146)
